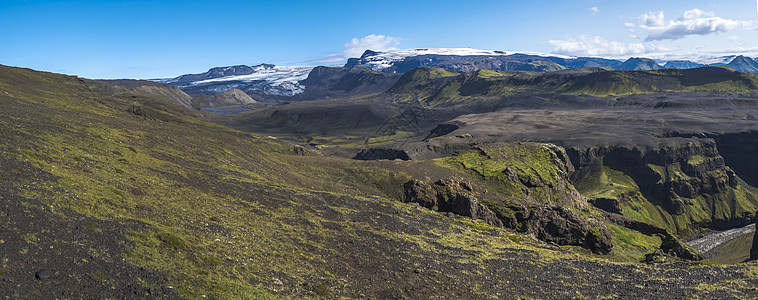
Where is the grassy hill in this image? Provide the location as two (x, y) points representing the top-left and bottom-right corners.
(384, 66), (758, 105)
(3, 65), (758, 298)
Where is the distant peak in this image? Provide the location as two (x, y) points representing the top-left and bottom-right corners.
(359, 50), (381, 59)
(729, 55), (752, 62)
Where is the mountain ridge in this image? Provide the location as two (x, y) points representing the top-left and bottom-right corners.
(154, 48), (758, 103)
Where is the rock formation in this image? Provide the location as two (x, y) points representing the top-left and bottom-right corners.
(403, 176), (612, 254)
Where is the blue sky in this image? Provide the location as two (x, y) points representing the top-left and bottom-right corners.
(1, 0), (757, 79)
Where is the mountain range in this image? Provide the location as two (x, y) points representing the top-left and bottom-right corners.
(155, 48), (758, 106)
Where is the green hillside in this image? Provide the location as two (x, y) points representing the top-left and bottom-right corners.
(3, 65), (758, 298)
(385, 66), (758, 103)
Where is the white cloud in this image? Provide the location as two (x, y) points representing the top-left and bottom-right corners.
(548, 35), (664, 57)
(308, 34), (402, 64)
(663, 46), (758, 62)
(589, 7), (599, 16)
(624, 22), (637, 33)
(640, 11), (665, 27)
(547, 7), (758, 60)
(640, 9), (747, 41)
(343, 34), (402, 58)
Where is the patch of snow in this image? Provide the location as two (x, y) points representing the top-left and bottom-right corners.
(694, 55), (738, 65)
(169, 65), (313, 96)
(193, 66), (313, 85)
(356, 48), (575, 71)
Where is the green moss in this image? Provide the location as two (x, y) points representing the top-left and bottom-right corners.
(156, 232), (187, 250)
(435, 143), (566, 207)
(472, 69), (506, 78)
(575, 163), (639, 200)
(607, 225), (662, 263)
(22, 233), (39, 244)
(508, 234), (524, 243)
(82, 222), (101, 232)
(440, 143), (557, 183)
(92, 271), (108, 281)
(687, 155), (708, 166)
(459, 219), (493, 231)
(577, 150), (758, 237)
(390, 67), (459, 102)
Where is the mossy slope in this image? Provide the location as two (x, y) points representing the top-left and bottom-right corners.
(2, 65), (758, 298)
(572, 142), (758, 238)
(385, 66), (758, 105)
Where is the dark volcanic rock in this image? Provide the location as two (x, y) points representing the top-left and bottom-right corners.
(403, 177), (612, 254)
(450, 193), (502, 227)
(403, 179), (437, 209)
(0, 157), (178, 299)
(589, 198), (622, 214)
(403, 177), (501, 227)
(35, 269), (49, 280)
(523, 206), (612, 254)
(713, 131), (758, 188)
(423, 123), (460, 141)
(353, 148), (411, 161)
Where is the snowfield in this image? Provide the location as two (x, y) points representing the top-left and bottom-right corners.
(192, 65), (312, 85)
(356, 48), (576, 71)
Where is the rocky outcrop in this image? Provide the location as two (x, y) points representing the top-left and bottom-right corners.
(403, 177), (612, 254)
(520, 205), (611, 254)
(449, 193), (502, 226)
(589, 198), (622, 214)
(483, 143), (587, 209)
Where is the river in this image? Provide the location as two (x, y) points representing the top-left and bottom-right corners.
(685, 223), (755, 256)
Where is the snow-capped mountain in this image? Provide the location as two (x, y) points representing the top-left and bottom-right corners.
(345, 48), (573, 71)
(157, 64), (313, 98)
(345, 48), (587, 73)
(155, 48), (758, 106)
